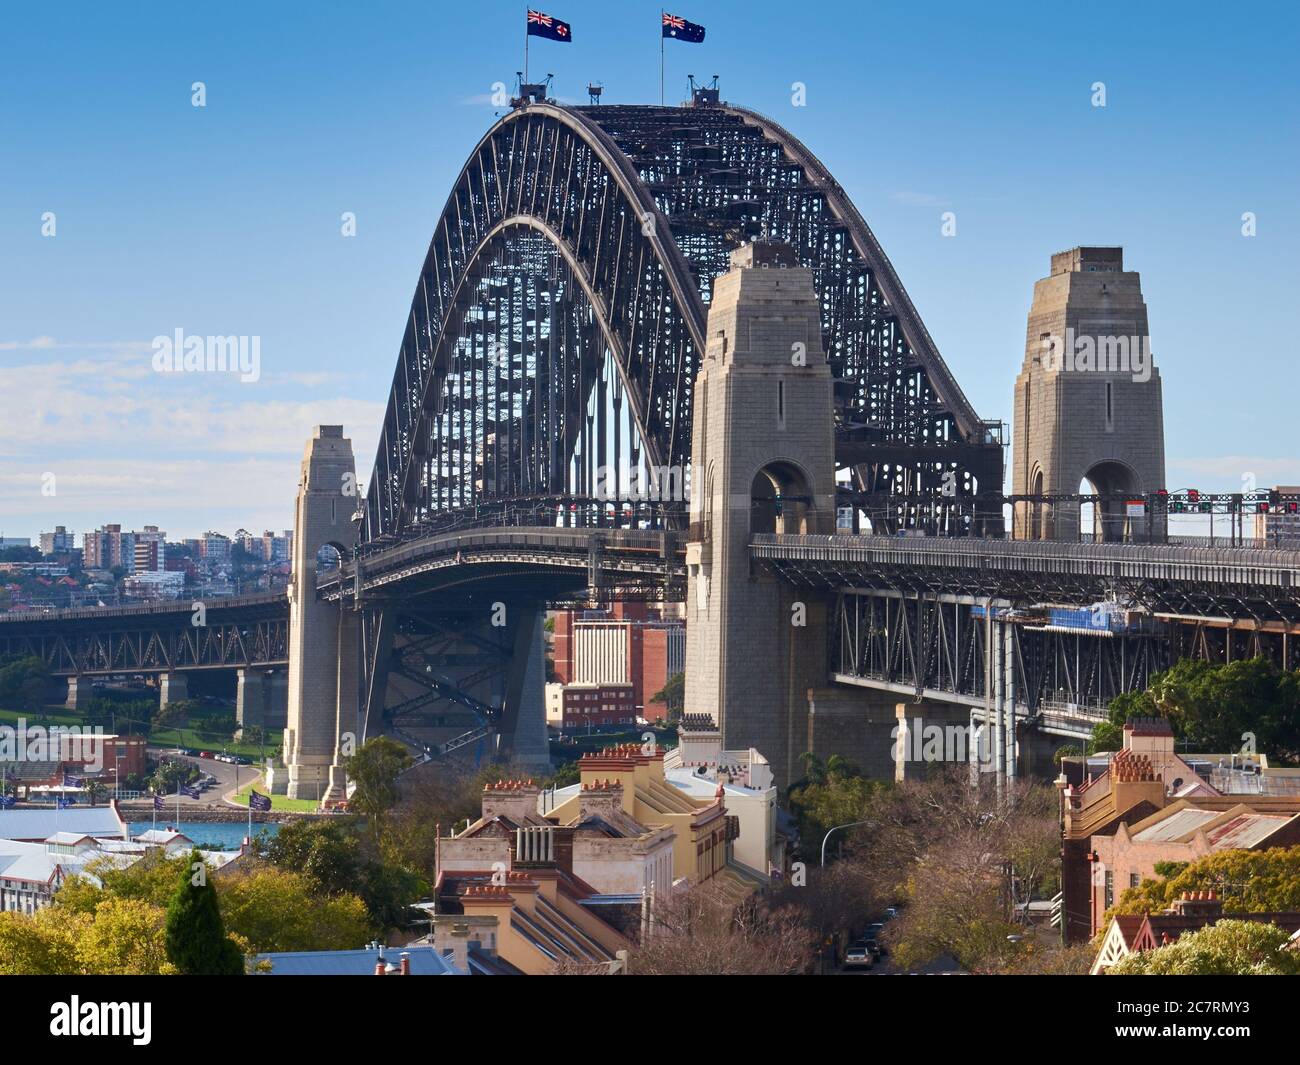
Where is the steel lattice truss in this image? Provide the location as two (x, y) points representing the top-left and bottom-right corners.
(362, 100), (1002, 544)
(0, 602), (288, 676)
(834, 590), (1170, 737)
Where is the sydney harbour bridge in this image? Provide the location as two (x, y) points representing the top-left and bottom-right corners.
(5, 85), (1300, 800)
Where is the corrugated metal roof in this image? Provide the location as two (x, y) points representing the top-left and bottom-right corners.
(0, 806), (126, 842)
(1133, 808), (1217, 842)
(252, 946), (464, 976)
(1205, 813), (1289, 849)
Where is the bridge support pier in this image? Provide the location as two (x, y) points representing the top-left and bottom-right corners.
(236, 668), (288, 738)
(683, 244), (838, 789)
(282, 425), (359, 805)
(65, 675), (90, 711)
(158, 671), (188, 707)
(497, 608), (551, 770)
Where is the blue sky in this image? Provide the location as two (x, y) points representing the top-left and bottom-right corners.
(1, 0), (1296, 540)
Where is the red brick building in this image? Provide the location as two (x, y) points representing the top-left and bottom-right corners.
(549, 603), (684, 721)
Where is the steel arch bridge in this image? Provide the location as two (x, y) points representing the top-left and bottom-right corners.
(360, 97), (1002, 550)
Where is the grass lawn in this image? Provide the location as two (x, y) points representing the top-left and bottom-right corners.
(0, 706), (86, 728)
(149, 725), (278, 761)
(230, 781), (321, 813)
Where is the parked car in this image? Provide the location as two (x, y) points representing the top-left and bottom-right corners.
(198, 751), (214, 759)
(884, 906), (899, 920)
(863, 939), (888, 959)
(843, 941), (874, 968)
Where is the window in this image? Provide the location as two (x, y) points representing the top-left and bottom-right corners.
(777, 379), (786, 430)
(1104, 870), (1114, 909)
(1105, 381), (1114, 430)
(1129, 873), (1141, 889)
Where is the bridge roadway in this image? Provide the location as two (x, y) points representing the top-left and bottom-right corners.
(4, 530), (1299, 695)
(751, 533), (1300, 623)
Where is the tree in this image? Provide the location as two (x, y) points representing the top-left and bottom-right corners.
(163, 849), (243, 975)
(786, 753), (879, 860)
(218, 867), (370, 953)
(842, 768), (1061, 972)
(1109, 919), (1300, 975)
(1108, 846), (1300, 921)
(649, 671), (685, 720)
(76, 898), (174, 975)
(345, 736), (412, 841)
(627, 886), (814, 975)
(1092, 658), (1300, 763)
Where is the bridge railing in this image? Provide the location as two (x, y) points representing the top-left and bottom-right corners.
(358, 495), (688, 558)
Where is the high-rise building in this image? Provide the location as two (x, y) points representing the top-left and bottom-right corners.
(39, 526), (75, 556)
(261, 529), (292, 562)
(83, 525), (135, 571)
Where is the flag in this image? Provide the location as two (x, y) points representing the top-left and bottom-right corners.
(662, 12), (705, 42)
(63, 772), (84, 788)
(57, 796), (73, 808)
(0, 795), (15, 809)
(182, 784), (203, 800)
(249, 791), (272, 812)
(527, 10), (572, 42)
(153, 794), (166, 812)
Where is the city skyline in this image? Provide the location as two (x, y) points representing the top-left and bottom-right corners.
(2, 0), (1297, 539)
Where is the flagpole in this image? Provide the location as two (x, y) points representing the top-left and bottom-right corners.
(524, 8), (530, 85)
(660, 11), (665, 106)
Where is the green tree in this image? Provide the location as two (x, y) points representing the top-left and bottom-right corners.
(163, 849), (243, 975)
(1108, 846), (1300, 921)
(219, 867), (371, 953)
(345, 736), (412, 841)
(1109, 919), (1300, 975)
(650, 672), (685, 720)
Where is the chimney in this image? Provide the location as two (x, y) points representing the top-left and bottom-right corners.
(578, 778), (625, 822)
(480, 778), (542, 823)
(374, 961), (387, 975)
(1167, 889), (1222, 920)
(399, 952), (411, 976)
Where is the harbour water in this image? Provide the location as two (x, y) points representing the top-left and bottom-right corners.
(128, 821), (280, 851)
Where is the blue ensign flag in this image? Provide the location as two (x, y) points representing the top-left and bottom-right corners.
(527, 10), (572, 42)
(153, 794), (166, 811)
(249, 791), (272, 812)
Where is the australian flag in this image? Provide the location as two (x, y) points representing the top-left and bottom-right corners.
(249, 791), (272, 812)
(0, 795), (15, 809)
(182, 784), (203, 800)
(662, 12), (705, 42)
(63, 772), (84, 788)
(527, 10), (572, 42)
(153, 794), (166, 812)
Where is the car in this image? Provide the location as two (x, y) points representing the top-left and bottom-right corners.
(843, 944), (874, 969)
(863, 939), (888, 959)
(884, 906), (899, 920)
(865, 922), (885, 938)
(198, 751), (214, 759)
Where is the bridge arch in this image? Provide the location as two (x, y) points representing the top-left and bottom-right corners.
(363, 100), (1003, 546)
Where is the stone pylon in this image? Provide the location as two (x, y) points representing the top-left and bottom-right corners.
(682, 242), (837, 787)
(1012, 247), (1166, 542)
(283, 425), (359, 802)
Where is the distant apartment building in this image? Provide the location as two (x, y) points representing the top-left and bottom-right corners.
(1252, 485), (1300, 544)
(261, 529), (292, 563)
(200, 532), (232, 565)
(83, 525), (134, 571)
(0, 538), (31, 551)
(39, 527), (75, 556)
(123, 570), (185, 600)
(132, 528), (166, 575)
(545, 681), (636, 731)
(551, 602), (685, 721)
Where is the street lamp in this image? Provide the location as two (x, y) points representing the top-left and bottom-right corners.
(820, 819), (872, 867)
